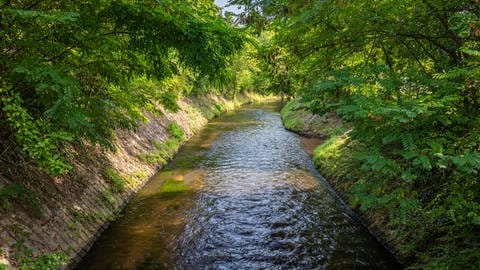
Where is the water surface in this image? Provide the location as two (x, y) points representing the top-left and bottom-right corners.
(78, 102), (400, 269)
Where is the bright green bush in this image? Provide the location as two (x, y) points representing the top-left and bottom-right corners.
(0, 1), (244, 175)
(167, 122), (184, 142)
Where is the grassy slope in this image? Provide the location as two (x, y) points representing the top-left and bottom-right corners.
(282, 98), (480, 269)
(280, 99), (407, 263)
(312, 136), (407, 261)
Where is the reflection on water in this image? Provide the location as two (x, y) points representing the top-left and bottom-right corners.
(78, 102), (401, 269)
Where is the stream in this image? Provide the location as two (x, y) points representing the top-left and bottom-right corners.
(78, 102), (401, 269)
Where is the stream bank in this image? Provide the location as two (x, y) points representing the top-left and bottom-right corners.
(0, 93), (270, 269)
(280, 99), (407, 264)
(77, 101), (400, 269)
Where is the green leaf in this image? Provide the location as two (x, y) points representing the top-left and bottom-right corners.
(413, 155), (432, 170)
(401, 170), (414, 183)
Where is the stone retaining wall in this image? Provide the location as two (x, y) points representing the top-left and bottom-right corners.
(0, 93), (268, 269)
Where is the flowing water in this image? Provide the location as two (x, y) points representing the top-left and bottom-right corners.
(78, 102), (401, 269)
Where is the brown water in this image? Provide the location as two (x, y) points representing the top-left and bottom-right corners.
(78, 102), (401, 269)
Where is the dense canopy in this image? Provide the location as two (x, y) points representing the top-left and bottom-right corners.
(1, 0), (479, 269)
(1, 0), (244, 174)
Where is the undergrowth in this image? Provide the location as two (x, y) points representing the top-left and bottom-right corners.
(104, 167), (125, 193)
(312, 135), (480, 269)
(138, 121), (185, 165)
(19, 251), (69, 270)
(167, 122), (184, 141)
(284, 99), (480, 268)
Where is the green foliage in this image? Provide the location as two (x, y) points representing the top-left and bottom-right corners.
(213, 103), (225, 116)
(214, 103), (225, 112)
(159, 91), (181, 113)
(313, 136), (346, 161)
(139, 123), (184, 165)
(167, 122), (184, 142)
(239, 0), (480, 268)
(0, 184), (42, 215)
(0, 0), (245, 175)
(12, 230), (32, 261)
(138, 138), (181, 165)
(102, 190), (116, 207)
(227, 40), (264, 96)
(70, 208), (111, 231)
(8, 224), (69, 269)
(19, 251), (69, 270)
(1, 89), (72, 175)
(280, 99), (307, 132)
(104, 167), (125, 193)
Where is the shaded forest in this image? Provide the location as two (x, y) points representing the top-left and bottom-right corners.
(1, 0), (479, 269)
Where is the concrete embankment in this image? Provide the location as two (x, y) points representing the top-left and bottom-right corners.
(0, 93), (270, 269)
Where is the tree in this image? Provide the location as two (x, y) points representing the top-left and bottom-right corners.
(230, 0), (480, 268)
(0, 0), (245, 175)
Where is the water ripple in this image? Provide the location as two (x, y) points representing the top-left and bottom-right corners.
(78, 103), (401, 270)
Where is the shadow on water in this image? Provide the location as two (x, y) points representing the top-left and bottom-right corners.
(77, 101), (401, 269)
